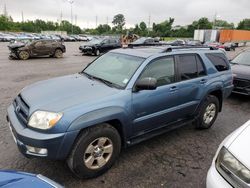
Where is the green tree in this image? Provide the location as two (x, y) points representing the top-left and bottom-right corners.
(152, 17), (174, 37)
(112, 14), (125, 33)
(237, 19), (250, 30)
(96, 24), (111, 34)
(214, 20), (234, 29)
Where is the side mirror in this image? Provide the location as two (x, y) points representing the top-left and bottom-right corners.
(135, 77), (157, 91)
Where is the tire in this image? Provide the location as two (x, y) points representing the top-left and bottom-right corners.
(54, 49), (63, 58)
(195, 95), (219, 129)
(95, 49), (100, 56)
(18, 51), (30, 60)
(67, 123), (121, 179)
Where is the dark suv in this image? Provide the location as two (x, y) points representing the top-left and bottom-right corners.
(7, 46), (233, 178)
(8, 39), (66, 60)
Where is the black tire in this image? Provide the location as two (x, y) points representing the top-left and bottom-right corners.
(54, 49), (63, 58)
(195, 95), (219, 129)
(18, 51), (30, 60)
(67, 123), (121, 179)
(95, 49), (100, 56)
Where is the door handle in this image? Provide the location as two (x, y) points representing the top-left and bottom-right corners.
(200, 79), (207, 84)
(170, 86), (178, 92)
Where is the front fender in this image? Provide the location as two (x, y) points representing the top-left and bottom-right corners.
(67, 107), (130, 134)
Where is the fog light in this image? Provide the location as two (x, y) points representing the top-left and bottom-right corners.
(26, 145), (48, 156)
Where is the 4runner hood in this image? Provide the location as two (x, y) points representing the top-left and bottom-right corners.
(20, 74), (120, 113)
(231, 64), (250, 80)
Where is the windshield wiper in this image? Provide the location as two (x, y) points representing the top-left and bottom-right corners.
(92, 76), (123, 89)
(80, 72), (123, 89)
(80, 72), (93, 80)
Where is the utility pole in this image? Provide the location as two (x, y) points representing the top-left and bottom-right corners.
(67, 0), (74, 34)
(95, 15), (98, 28)
(148, 13), (151, 35)
(21, 11), (24, 22)
(75, 14), (77, 25)
(148, 14), (151, 29)
(106, 16), (109, 25)
(3, 3), (7, 17)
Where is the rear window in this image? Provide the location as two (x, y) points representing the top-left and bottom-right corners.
(205, 53), (229, 72)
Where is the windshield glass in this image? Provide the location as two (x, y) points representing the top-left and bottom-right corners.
(83, 52), (145, 88)
(232, 51), (250, 66)
(89, 38), (103, 45)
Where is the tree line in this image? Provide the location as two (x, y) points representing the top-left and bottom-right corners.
(1, 13), (250, 37)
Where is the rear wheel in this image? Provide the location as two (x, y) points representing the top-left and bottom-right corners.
(18, 51), (30, 60)
(54, 49), (63, 58)
(67, 123), (121, 179)
(195, 95), (219, 129)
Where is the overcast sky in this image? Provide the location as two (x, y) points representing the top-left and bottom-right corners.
(1, 0), (250, 28)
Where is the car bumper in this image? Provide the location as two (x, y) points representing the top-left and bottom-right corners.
(9, 52), (18, 59)
(7, 105), (79, 160)
(79, 46), (93, 54)
(207, 163), (232, 188)
(233, 78), (250, 96)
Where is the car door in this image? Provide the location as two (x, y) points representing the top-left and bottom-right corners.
(100, 39), (111, 52)
(32, 41), (51, 56)
(132, 56), (181, 134)
(175, 54), (208, 117)
(109, 39), (120, 49)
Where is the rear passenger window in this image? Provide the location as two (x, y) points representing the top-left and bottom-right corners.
(178, 55), (206, 81)
(205, 53), (229, 72)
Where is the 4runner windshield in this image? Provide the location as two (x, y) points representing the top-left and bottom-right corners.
(83, 52), (145, 88)
(231, 51), (250, 66)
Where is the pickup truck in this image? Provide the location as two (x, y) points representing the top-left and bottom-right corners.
(7, 46), (233, 178)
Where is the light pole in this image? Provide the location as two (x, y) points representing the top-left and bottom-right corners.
(68, 0), (74, 34)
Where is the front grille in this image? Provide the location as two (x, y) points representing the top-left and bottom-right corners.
(13, 94), (30, 125)
(233, 78), (250, 88)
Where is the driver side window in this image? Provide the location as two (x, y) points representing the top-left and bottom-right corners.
(139, 56), (175, 87)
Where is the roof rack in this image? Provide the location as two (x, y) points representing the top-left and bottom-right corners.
(162, 46), (218, 52)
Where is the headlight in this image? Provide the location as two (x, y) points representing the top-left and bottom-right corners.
(28, 111), (63, 130)
(216, 147), (250, 185)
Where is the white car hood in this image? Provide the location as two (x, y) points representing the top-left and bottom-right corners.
(225, 120), (250, 170)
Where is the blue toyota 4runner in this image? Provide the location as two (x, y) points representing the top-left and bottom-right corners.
(7, 46), (233, 178)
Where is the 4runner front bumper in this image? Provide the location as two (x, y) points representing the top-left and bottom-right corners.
(7, 105), (79, 160)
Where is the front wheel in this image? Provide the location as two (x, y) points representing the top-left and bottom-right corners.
(67, 124), (121, 179)
(95, 49), (100, 56)
(18, 51), (30, 60)
(195, 95), (219, 129)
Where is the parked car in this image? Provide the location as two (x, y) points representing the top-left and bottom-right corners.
(7, 46), (233, 178)
(230, 50), (250, 95)
(79, 37), (121, 56)
(0, 170), (63, 187)
(186, 40), (203, 46)
(223, 42), (236, 51)
(166, 39), (186, 46)
(128, 37), (165, 47)
(207, 120), (250, 188)
(8, 39), (66, 60)
(204, 41), (227, 50)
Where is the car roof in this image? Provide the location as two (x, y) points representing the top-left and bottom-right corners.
(111, 46), (222, 58)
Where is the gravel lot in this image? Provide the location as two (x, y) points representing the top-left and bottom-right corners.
(0, 42), (249, 188)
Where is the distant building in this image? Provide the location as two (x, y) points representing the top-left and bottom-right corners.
(41, 31), (67, 36)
